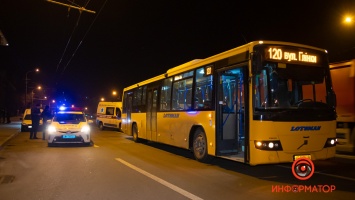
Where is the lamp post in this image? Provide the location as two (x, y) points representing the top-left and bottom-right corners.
(112, 90), (118, 101)
(343, 15), (353, 25)
(25, 68), (39, 108)
(112, 89), (120, 101)
(31, 86), (41, 106)
(44, 96), (48, 107)
(345, 17), (352, 24)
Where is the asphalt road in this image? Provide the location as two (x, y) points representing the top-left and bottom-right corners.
(0, 125), (355, 200)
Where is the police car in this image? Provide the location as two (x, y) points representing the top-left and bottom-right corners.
(47, 107), (92, 146)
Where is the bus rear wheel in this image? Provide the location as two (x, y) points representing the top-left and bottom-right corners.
(193, 128), (210, 162)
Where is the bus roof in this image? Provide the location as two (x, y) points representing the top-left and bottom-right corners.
(123, 40), (328, 91)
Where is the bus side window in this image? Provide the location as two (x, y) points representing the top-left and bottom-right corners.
(194, 66), (213, 110)
(203, 101), (212, 109)
(172, 100), (182, 110)
(160, 78), (172, 111)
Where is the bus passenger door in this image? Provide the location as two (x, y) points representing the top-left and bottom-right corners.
(124, 93), (133, 135)
(147, 88), (158, 141)
(216, 65), (247, 160)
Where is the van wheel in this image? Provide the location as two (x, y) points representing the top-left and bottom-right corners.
(132, 124), (139, 143)
(193, 128), (210, 163)
(99, 122), (104, 130)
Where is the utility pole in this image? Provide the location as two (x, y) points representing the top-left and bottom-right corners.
(46, 0), (96, 14)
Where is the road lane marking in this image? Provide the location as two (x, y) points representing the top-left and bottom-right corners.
(276, 165), (355, 182)
(115, 158), (203, 200)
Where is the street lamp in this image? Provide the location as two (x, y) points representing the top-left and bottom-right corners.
(342, 13), (353, 26)
(31, 86), (41, 106)
(112, 89), (121, 101)
(51, 100), (56, 109)
(345, 16), (353, 24)
(25, 68), (39, 108)
(112, 90), (118, 101)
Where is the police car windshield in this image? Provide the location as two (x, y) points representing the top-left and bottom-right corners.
(54, 113), (85, 124)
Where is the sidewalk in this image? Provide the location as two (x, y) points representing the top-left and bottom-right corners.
(0, 116), (22, 148)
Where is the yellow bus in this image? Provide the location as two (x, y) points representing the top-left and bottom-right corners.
(121, 40), (337, 165)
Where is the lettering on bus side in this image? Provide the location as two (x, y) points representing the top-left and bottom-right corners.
(290, 126), (321, 131)
(163, 113), (180, 118)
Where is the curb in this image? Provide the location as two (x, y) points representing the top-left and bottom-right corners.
(0, 119), (21, 149)
(0, 131), (20, 149)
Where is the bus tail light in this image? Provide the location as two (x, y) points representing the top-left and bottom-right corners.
(254, 140), (283, 151)
(324, 138), (336, 148)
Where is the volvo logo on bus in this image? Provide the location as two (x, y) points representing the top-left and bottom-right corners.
(290, 126), (321, 131)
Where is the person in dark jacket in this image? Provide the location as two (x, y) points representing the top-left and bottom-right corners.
(41, 105), (52, 140)
(30, 104), (41, 139)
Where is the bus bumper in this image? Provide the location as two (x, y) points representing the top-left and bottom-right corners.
(249, 146), (336, 166)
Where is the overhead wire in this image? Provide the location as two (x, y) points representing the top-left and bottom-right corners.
(55, 8), (82, 73)
(55, 0), (108, 80)
(59, 0), (108, 77)
(66, 0), (81, 7)
(66, 0), (81, 18)
(55, 0), (84, 73)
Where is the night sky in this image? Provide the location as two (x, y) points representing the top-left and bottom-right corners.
(1, 0), (355, 110)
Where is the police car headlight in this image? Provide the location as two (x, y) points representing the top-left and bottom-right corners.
(47, 125), (56, 134)
(81, 125), (90, 133)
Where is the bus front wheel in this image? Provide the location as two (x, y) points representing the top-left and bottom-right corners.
(193, 128), (210, 162)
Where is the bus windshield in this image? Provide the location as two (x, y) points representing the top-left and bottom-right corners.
(254, 62), (331, 110)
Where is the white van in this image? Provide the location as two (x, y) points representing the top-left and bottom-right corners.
(21, 108), (43, 132)
(96, 102), (122, 131)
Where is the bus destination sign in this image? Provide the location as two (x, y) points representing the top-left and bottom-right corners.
(266, 47), (318, 64)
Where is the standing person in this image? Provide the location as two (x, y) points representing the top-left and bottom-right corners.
(41, 105), (52, 140)
(30, 104), (41, 139)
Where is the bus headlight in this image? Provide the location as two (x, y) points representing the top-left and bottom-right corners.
(47, 125), (56, 134)
(324, 138), (336, 148)
(81, 125), (90, 133)
(255, 140), (283, 151)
